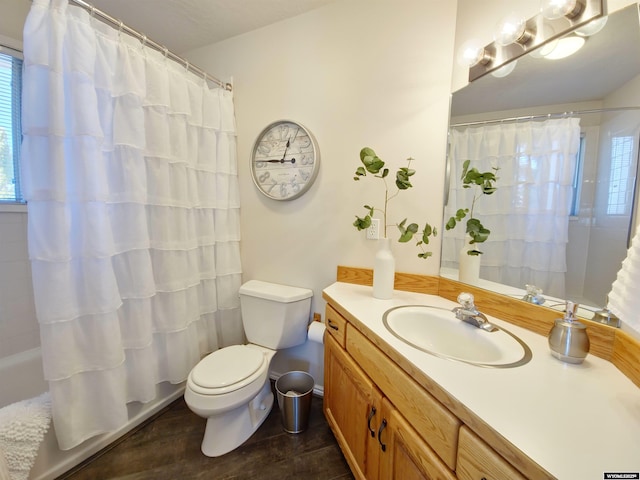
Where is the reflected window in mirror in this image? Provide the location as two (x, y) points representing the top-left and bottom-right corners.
(570, 134), (586, 216)
(607, 136), (635, 216)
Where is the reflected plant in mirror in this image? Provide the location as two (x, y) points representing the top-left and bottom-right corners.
(445, 160), (499, 256)
(352, 147), (438, 259)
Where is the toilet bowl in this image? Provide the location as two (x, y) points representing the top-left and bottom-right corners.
(184, 344), (276, 457)
(184, 280), (313, 457)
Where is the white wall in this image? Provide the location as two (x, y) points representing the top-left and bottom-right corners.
(0, 209), (38, 358)
(0, 12), (38, 360)
(185, 0), (458, 319)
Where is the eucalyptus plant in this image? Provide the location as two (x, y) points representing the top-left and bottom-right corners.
(445, 159), (499, 256)
(352, 147), (437, 259)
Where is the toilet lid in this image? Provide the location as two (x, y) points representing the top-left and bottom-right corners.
(190, 345), (264, 389)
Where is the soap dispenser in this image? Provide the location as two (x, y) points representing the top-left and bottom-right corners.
(548, 301), (590, 364)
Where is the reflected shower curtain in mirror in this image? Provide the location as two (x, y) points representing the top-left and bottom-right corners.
(443, 118), (580, 298)
(21, 0), (241, 449)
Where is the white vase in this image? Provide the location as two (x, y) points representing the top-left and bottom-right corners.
(373, 237), (395, 299)
(458, 236), (481, 285)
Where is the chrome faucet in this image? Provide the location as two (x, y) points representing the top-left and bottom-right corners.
(452, 292), (498, 332)
(522, 284), (545, 305)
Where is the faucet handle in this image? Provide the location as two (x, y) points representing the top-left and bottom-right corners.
(525, 284), (542, 295)
(457, 292), (476, 310)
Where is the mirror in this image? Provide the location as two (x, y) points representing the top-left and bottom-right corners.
(442, 4), (640, 320)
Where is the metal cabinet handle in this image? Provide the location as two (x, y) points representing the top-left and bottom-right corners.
(367, 406), (377, 437)
(377, 419), (387, 452)
(327, 320), (339, 331)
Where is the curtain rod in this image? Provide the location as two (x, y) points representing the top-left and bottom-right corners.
(69, 0), (232, 91)
(451, 106), (640, 128)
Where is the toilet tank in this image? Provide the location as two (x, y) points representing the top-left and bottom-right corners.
(239, 280), (313, 349)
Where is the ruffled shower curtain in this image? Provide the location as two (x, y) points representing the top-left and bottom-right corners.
(21, 0), (242, 449)
(443, 117), (580, 298)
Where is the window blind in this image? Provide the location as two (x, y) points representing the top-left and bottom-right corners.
(0, 48), (23, 203)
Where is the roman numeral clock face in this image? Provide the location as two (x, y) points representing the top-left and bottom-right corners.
(250, 120), (320, 200)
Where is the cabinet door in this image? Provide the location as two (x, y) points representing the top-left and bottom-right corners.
(378, 398), (457, 480)
(324, 332), (382, 480)
(456, 426), (527, 480)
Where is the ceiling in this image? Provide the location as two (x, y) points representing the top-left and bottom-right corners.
(3, 0), (339, 54)
(89, 0), (339, 53)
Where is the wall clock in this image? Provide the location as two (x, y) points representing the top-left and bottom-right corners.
(250, 120), (320, 201)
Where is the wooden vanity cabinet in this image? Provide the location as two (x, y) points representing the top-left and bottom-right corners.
(324, 304), (535, 480)
(324, 315), (458, 480)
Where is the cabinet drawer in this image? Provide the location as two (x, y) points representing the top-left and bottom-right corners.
(325, 304), (347, 348)
(457, 426), (526, 480)
(346, 326), (461, 470)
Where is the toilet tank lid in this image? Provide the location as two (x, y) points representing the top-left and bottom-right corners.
(239, 280), (313, 303)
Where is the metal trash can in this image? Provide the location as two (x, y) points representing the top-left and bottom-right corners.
(275, 371), (315, 433)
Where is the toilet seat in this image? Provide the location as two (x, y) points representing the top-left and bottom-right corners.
(189, 345), (267, 396)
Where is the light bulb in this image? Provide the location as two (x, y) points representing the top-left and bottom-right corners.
(494, 13), (532, 46)
(456, 39), (489, 68)
(540, 0), (584, 20)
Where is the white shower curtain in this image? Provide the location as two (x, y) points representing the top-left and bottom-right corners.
(443, 117), (580, 298)
(21, 0), (242, 449)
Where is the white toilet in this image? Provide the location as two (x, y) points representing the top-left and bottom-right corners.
(184, 280), (313, 457)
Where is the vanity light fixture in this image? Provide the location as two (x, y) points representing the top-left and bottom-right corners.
(540, 0), (584, 20)
(466, 0), (604, 81)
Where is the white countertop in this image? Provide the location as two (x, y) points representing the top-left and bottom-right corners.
(323, 281), (640, 480)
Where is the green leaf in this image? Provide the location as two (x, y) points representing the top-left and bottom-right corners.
(360, 147), (385, 174)
(395, 167), (413, 190)
(460, 159), (471, 179)
(381, 168), (389, 178)
(455, 208), (468, 221)
(445, 217), (457, 230)
(360, 147), (376, 161)
(418, 252), (433, 259)
(421, 223), (436, 244)
(397, 220), (418, 243)
(354, 166), (366, 177)
(466, 218), (490, 244)
(353, 215), (372, 230)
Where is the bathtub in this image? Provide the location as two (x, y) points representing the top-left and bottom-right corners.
(0, 348), (185, 480)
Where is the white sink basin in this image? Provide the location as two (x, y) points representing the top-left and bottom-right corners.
(383, 305), (532, 368)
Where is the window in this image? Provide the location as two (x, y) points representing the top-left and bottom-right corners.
(0, 47), (23, 203)
(570, 134), (586, 216)
(607, 135), (635, 215)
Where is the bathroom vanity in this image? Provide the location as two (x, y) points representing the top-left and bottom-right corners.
(323, 267), (640, 480)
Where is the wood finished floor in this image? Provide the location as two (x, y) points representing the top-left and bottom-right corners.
(59, 386), (353, 480)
